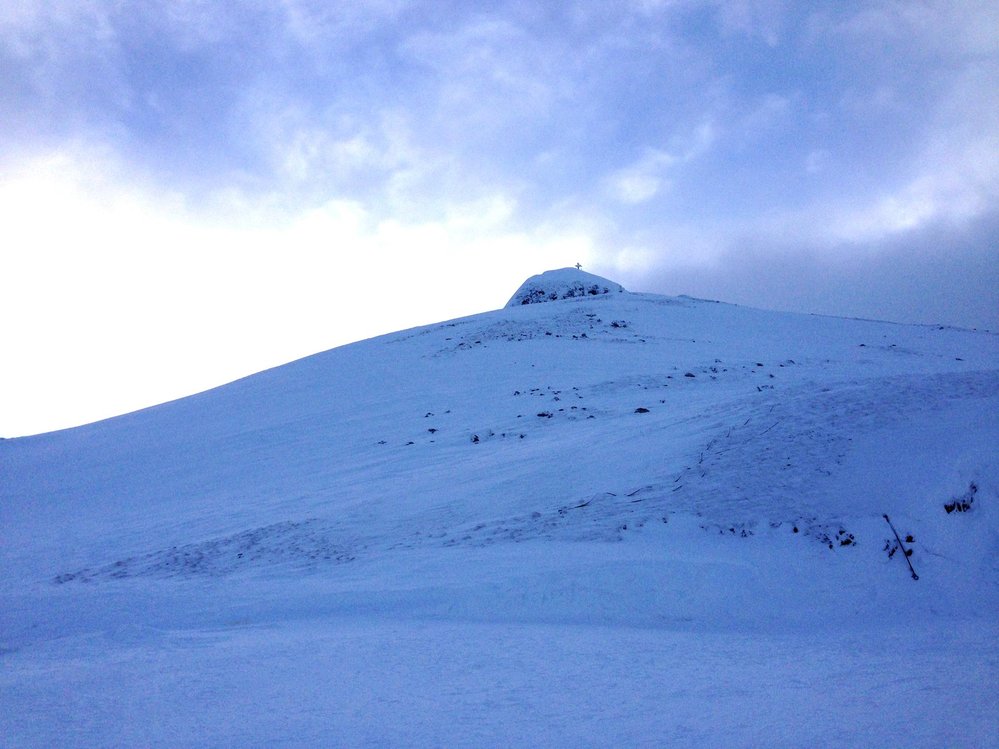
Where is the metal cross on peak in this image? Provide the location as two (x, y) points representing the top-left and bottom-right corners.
(575, 262), (582, 270)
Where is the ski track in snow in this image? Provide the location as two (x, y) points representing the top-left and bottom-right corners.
(51, 518), (360, 583)
(666, 369), (999, 533)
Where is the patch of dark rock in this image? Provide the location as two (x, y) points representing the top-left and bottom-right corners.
(945, 482), (977, 513)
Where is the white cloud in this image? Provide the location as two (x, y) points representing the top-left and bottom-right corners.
(741, 93), (792, 133)
(607, 245), (660, 274)
(269, 111), (416, 188)
(834, 0), (999, 56)
(716, 0), (787, 45)
(603, 119), (716, 205)
(832, 144), (998, 243)
(0, 1), (112, 38)
(280, 131), (376, 182)
(805, 150), (829, 174)
(278, 0), (409, 48)
(0, 0), (121, 108)
(605, 149), (676, 204)
(826, 60), (999, 244)
(399, 17), (565, 131)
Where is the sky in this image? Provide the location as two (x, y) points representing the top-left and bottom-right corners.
(1, 0), (997, 437)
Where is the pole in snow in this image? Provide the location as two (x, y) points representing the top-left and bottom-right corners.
(883, 514), (919, 580)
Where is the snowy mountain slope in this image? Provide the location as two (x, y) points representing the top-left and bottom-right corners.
(2, 268), (998, 747)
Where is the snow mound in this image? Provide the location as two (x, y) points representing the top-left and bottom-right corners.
(505, 267), (625, 308)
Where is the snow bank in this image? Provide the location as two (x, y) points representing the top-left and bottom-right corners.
(505, 267), (625, 308)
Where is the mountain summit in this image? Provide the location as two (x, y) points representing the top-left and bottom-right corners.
(505, 267), (625, 307)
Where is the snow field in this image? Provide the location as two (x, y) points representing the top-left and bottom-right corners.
(2, 614), (996, 748)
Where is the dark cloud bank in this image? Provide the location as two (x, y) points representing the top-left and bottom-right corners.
(635, 211), (999, 332)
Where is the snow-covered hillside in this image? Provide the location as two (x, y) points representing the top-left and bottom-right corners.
(3, 268), (998, 747)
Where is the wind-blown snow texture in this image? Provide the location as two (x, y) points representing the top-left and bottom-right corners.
(2, 268), (998, 747)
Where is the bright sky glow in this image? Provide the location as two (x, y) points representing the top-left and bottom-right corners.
(1, 0), (997, 436)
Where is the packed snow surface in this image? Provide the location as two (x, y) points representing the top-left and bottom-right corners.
(2, 278), (998, 747)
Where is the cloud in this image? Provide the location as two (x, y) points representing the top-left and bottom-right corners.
(832, 0), (999, 56)
(0, 1), (121, 135)
(277, 0), (409, 48)
(249, 105), (427, 199)
(605, 149), (676, 204)
(778, 63), (999, 247)
(396, 14), (579, 158)
(634, 209), (999, 331)
(805, 150), (829, 174)
(602, 117), (719, 205)
(711, 0), (788, 46)
(740, 93), (793, 134)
